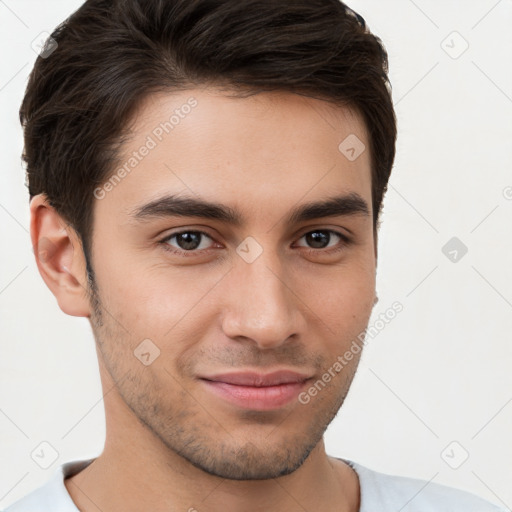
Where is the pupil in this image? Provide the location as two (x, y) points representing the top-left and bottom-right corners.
(307, 231), (329, 249)
(178, 232), (201, 250)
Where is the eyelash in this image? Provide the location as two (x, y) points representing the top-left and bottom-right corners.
(159, 229), (351, 258)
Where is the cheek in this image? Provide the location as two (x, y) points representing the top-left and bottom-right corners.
(302, 261), (375, 332)
(99, 263), (221, 350)
(92, 236), (181, 315)
(112, 280), (189, 336)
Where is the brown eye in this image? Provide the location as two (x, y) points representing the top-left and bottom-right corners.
(296, 229), (348, 251)
(161, 230), (216, 256)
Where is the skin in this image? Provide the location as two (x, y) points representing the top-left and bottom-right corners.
(30, 87), (378, 512)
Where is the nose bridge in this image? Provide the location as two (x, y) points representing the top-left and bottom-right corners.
(221, 242), (302, 348)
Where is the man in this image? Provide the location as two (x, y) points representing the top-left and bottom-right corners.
(4, 0), (505, 511)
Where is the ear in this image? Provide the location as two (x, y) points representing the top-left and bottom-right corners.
(30, 193), (92, 317)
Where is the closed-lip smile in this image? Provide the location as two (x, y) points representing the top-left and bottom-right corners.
(199, 370), (313, 410)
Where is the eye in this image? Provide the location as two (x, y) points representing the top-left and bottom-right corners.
(160, 230), (217, 257)
(295, 229), (349, 255)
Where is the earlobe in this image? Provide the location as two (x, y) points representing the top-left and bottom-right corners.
(30, 194), (92, 318)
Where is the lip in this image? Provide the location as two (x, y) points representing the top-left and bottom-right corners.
(199, 370), (312, 411)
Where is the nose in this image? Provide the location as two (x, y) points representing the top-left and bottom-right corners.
(220, 250), (306, 350)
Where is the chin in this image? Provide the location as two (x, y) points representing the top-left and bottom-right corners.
(173, 430), (322, 481)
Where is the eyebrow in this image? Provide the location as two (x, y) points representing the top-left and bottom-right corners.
(128, 192), (370, 227)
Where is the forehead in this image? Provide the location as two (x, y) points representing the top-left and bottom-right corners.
(96, 87), (372, 226)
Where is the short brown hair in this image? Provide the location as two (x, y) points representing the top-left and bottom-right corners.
(20, 0), (396, 281)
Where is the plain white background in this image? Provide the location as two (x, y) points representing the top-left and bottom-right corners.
(1, 0), (511, 509)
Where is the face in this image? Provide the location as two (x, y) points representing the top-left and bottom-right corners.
(86, 87), (376, 480)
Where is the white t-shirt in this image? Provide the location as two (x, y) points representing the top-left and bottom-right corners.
(3, 457), (506, 511)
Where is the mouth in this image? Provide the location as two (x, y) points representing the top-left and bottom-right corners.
(199, 370), (313, 411)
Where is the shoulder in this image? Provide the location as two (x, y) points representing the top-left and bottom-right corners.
(2, 459), (95, 512)
(344, 459), (506, 512)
